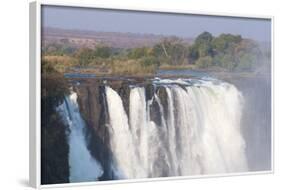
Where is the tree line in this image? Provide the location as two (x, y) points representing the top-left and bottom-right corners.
(42, 31), (268, 74)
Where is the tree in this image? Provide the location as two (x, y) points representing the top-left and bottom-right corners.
(196, 56), (213, 68)
(188, 45), (199, 63)
(212, 34), (242, 53)
(198, 43), (213, 57)
(94, 46), (111, 58)
(75, 48), (95, 66)
(140, 56), (159, 67)
(188, 32), (214, 63)
(220, 54), (237, 71)
(153, 38), (189, 65)
(236, 53), (256, 71)
(128, 47), (149, 59)
(195, 32), (213, 44)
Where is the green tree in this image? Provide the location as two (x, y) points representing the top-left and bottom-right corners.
(236, 53), (256, 71)
(220, 54), (237, 71)
(75, 48), (95, 66)
(188, 45), (199, 63)
(195, 31), (213, 45)
(212, 34), (242, 53)
(153, 38), (189, 65)
(94, 46), (111, 58)
(128, 47), (150, 59)
(140, 56), (160, 67)
(196, 56), (213, 68)
(188, 32), (214, 63)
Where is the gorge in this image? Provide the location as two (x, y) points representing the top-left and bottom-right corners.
(55, 75), (267, 183)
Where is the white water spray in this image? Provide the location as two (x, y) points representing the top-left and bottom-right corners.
(105, 79), (248, 178)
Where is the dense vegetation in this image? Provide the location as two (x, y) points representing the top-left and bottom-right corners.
(42, 31), (269, 75)
(189, 32), (265, 71)
(41, 60), (70, 184)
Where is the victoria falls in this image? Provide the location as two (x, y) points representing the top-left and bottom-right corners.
(40, 7), (271, 185)
(41, 71), (271, 184)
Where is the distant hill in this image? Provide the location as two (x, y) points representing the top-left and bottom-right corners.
(42, 27), (193, 49)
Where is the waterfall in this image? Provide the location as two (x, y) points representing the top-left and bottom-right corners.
(105, 78), (248, 179)
(105, 87), (146, 179)
(57, 92), (103, 183)
(56, 78), (248, 182)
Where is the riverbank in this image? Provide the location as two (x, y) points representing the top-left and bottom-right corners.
(63, 67), (271, 82)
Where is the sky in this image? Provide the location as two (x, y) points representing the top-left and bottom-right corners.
(42, 5), (271, 42)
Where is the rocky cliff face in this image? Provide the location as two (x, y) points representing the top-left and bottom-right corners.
(73, 79), (111, 180)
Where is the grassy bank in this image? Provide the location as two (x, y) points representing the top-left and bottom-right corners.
(159, 64), (196, 70)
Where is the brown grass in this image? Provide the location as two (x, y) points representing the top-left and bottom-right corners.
(42, 55), (78, 73)
(110, 59), (156, 76)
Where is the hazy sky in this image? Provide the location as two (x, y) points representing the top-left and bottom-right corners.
(42, 5), (271, 42)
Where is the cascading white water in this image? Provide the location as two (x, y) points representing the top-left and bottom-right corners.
(105, 78), (248, 179)
(105, 87), (146, 178)
(57, 92), (103, 182)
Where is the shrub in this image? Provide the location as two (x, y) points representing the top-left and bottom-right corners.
(94, 46), (111, 58)
(75, 48), (95, 66)
(140, 56), (159, 67)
